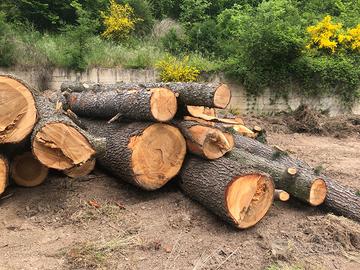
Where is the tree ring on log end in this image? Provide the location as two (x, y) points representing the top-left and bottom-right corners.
(0, 76), (37, 144)
(226, 174), (274, 229)
(214, 84), (231, 109)
(129, 123), (186, 190)
(309, 178), (327, 206)
(11, 152), (49, 187)
(33, 123), (96, 170)
(0, 157), (7, 194)
(150, 88), (177, 122)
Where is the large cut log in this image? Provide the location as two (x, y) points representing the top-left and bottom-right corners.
(0, 154), (9, 195)
(83, 120), (186, 190)
(11, 152), (49, 187)
(0, 75), (37, 144)
(63, 88), (177, 122)
(226, 148), (327, 206)
(61, 82), (231, 109)
(31, 96), (106, 171)
(234, 134), (360, 221)
(179, 155), (274, 229)
(173, 120), (233, 160)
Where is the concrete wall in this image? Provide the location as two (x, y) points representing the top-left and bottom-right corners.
(1, 67), (359, 116)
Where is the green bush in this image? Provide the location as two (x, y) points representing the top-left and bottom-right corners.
(188, 19), (221, 55)
(119, 0), (155, 36)
(0, 12), (15, 66)
(219, 0), (304, 95)
(180, 0), (211, 26)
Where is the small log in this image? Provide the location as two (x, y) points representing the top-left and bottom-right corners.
(0, 75), (37, 144)
(63, 159), (96, 178)
(232, 125), (256, 138)
(227, 148), (326, 206)
(63, 87), (177, 122)
(179, 155), (274, 229)
(173, 120), (233, 160)
(60, 82), (232, 109)
(0, 154), (9, 195)
(31, 96), (106, 171)
(274, 189), (290, 202)
(83, 120), (186, 190)
(233, 134), (360, 221)
(11, 152), (49, 187)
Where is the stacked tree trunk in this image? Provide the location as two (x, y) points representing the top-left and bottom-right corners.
(1, 75), (359, 230)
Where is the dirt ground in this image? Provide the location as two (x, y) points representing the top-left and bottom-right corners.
(1, 116), (360, 270)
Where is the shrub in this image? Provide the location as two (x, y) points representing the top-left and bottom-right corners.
(119, 0), (155, 35)
(180, 0), (211, 27)
(188, 19), (221, 55)
(161, 28), (189, 54)
(0, 12), (15, 66)
(156, 55), (200, 82)
(101, 0), (141, 40)
(306, 15), (342, 53)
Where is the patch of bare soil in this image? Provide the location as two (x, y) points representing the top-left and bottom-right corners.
(1, 116), (360, 270)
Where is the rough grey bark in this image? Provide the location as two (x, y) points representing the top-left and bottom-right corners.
(31, 95), (106, 158)
(63, 89), (172, 122)
(226, 148), (323, 205)
(234, 133), (360, 221)
(60, 81), (230, 108)
(179, 154), (272, 228)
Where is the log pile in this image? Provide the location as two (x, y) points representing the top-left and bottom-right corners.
(1, 75), (359, 229)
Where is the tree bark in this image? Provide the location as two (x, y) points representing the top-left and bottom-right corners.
(63, 87), (177, 122)
(179, 155), (274, 229)
(0, 154), (9, 195)
(31, 95), (106, 171)
(10, 152), (49, 187)
(173, 120), (233, 160)
(234, 134), (360, 221)
(0, 74), (38, 144)
(60, 82), (231, 109)
(226, 148), (327, 206)
(82, 119), (186, 191)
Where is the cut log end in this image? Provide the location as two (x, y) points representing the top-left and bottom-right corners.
(275, 189), (290, 202)
(129, 124), (186, 190)
(0, 156), (8, 194)
(214, 84), (231, 109)
(287, 167), (298, 176)
(150, 88), (177, 122)
(11, 152), (49, 187)
(187, 125), (233, 159)
(63, 159), (96, 178)
(33, 123), (96, 170)
(226, 174), (274, 229)
(309, 178), (327, 206)
(0, 76), (37, 144)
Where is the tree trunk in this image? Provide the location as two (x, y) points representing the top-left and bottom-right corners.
(179, 155), (274, 229)
(226, 148), (327, 206)
(63, 87), (177, 122)
(83, 119), (186, 191)
(11, 152), (49, 187)
(0, 154), (9, 195)
(31, 95), (106, 171)
(173, 120), (233, 160)
(60, 82), (231, 109)
(0, 75), (37, 144)
(234, 134), (360, 221)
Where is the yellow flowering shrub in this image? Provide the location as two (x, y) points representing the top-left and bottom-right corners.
(156, 56), (200, 82)
(338, 24), (360, 51)
(306, 15), (342, 53)
(101, 0), (141, 40)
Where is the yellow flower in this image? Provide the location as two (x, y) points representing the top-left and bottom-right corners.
(101, 0), (142, 40)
